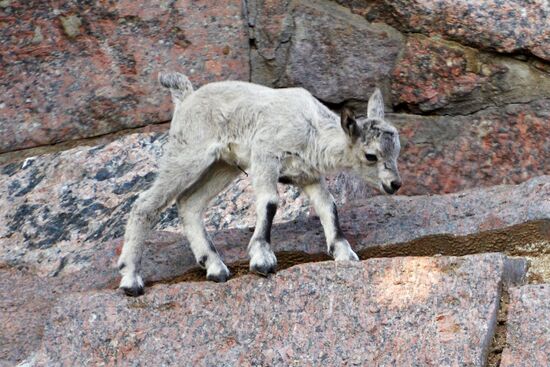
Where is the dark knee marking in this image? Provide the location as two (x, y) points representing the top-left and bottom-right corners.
(118, 262), (126, 271)
(328, 244), (335, 256)
(332, 203), (345, 240)
(262, 202), (277, 243)
(198, 255), (208, 268)
(278, 176), (293, 185)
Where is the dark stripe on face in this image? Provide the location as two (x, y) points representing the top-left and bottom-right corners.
(263, 202), (277, 243)
(208, 241), (218, 254)
(332, 203), (345, 240)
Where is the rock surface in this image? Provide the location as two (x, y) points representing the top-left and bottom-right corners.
(249, 0), (550, 115)
(29, 254), (506, 366)
(1, 120), (548, 278)
(0, 0), (249, 153)
(347, 0), (550, 61)
(390, 100), (550, 196)
(1, 1), (549, 364)
(391, 35), (550, 114)
(1, 161), (547, 364)
(500, 284), (550, 367)
(0, 131), (307, 277)
(248, 0), (404, 106)
(0, 119), (253, 296)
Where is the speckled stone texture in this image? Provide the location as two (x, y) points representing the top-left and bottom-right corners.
(29, 254), (505, 366)
(390, 99), (550, 195)
(0, 0), (248, 153)
(248, 0), (404, 106)
(391, 35), (550, 114)
(500, 284), (550, 367)
(1, 165), (547, 364)
(1, 128), (548, 279)
(2, 124), (548, 280)
(249, 0), (550, 113)
(0, 131), (306, 277)
(346, 0), (550, 61)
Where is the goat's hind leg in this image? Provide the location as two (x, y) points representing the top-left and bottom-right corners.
(117, 149), (217, 296)
(177, 161), (240, 282)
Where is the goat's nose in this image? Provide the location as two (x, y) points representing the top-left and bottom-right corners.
(390, 180), (402, 192)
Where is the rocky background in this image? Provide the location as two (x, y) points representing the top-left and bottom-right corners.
(0, 0), (549, 366)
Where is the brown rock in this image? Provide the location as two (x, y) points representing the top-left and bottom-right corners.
(0, 0), (249, 153)
(500, 284), (550, 367)
(390, 35), (550, 114)
(30, 254), (507, 366)
(0, 266), (58, 367)
(249, 0), (404, 106)
(390, 99), (550, 195)
(358, 0), (550, 61)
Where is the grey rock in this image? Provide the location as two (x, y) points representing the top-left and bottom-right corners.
(249, 0), (404, 108)
(501, 284), (550, 367)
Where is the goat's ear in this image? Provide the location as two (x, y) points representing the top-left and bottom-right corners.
(367, 88), (384, 119)
(341, 107), (360, 140)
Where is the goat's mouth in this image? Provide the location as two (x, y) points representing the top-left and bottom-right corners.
(382, 183), (396, 195)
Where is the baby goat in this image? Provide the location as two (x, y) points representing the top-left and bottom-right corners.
(117, 72), (402, 296)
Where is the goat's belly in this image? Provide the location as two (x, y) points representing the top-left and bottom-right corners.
(220, 143), (251, 170)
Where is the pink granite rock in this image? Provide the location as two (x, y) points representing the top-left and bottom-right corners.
(249, 0), (550, 114)
(390, 99), (550, 196)
(500, 284), (550, 367)
(354, 0), (550, 61)
(0, 0), (249, 153)
(391, 35), (550, 114)
(1, 168), (546, 364)
(30, 254), (506, 366)
(1, 127), (548, 279)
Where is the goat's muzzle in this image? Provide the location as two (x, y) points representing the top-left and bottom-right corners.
(382, 180), (401, 195)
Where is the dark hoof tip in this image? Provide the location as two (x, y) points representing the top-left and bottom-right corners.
(207, 271), (230, 283)
(251, 263), (277, 277)
(121, 286), (144, 297)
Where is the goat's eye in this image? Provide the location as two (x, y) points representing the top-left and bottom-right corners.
(365, 154), (378, 162)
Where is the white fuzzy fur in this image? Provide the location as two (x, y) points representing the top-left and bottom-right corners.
(117, 73), (401, 293)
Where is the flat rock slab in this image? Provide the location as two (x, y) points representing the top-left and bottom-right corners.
(501, 284), (550, 367)
(30, 254), (506, 366)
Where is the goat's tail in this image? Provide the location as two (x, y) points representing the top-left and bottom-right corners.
(158, 72), (194, 103)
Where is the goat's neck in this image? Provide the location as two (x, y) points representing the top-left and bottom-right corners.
(313, 128), (355, 174)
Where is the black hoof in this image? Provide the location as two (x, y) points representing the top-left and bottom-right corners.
(250, 263), (277, 277)
(207, 270), (230, 283)
(121, 285), (144, 297)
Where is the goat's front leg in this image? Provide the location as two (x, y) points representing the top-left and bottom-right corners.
(303, 180), (359, 261)
(248, 154), (279, 276)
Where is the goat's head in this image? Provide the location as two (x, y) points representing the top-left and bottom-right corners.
(340, 89), (402, 195)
